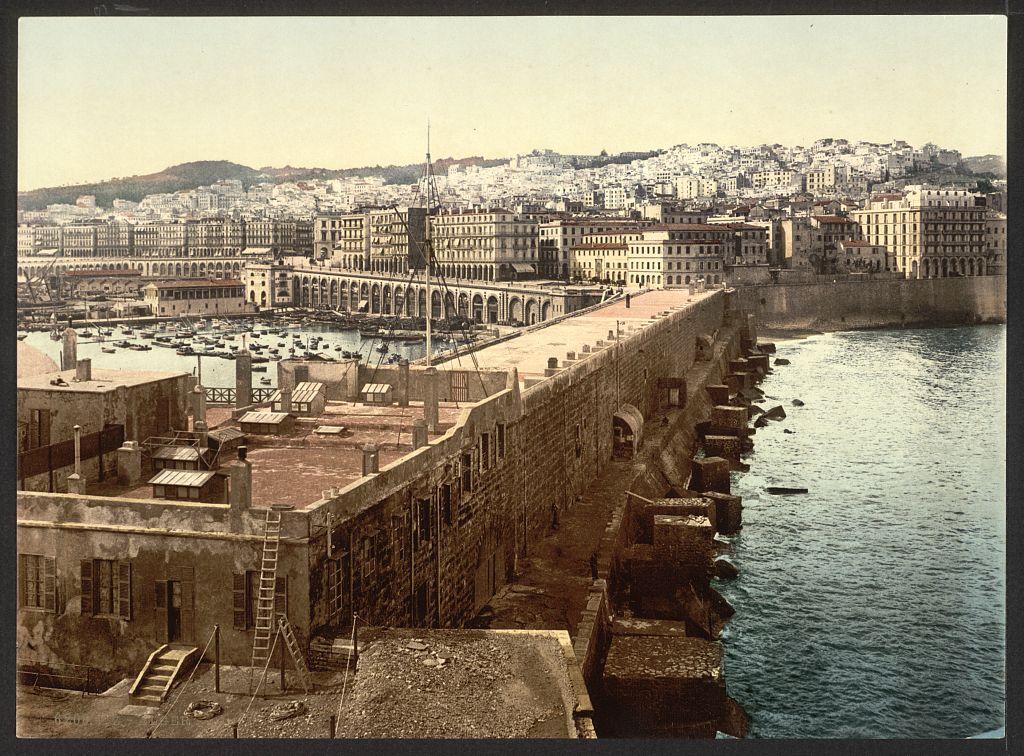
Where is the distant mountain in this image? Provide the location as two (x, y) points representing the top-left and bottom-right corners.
(961, 154), (1005, 178)
(17, 156), (509, 211)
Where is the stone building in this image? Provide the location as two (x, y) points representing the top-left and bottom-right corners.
(430, 208), (539, 282)
(851, 186), (989, 279)
(142, 278), (250, 317)
(17, 290), (736, 691)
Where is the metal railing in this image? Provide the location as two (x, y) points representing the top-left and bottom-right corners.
(204, 386), (276, 405)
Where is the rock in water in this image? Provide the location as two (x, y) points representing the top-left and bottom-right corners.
(774, 357), (790, 365)
(783, 428), (795, 434)
(763, 405), (787, 421)
(714, 558), (739, 579)
(791, 399), (805, 406)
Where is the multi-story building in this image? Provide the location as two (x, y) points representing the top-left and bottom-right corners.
(539, 218), (652, 280)
(134, 221), (188, 258)
(836, 240), (889, 272)
(603, 187), (629, 210)
(852, 186), (988, 278)
(751, 169), (805, 192)
(984, 211), (1007, 275)
(626, 224), (731, 288)
(95, 222), (132, 258)
(778, 215), (862, 271)
(244, 261), (295, 309)
(142, 278), (250, 316)
(639, 204), (709, 225)
(369, 207), (428, 275)
(430, 208), (538, 282)
(62, 225), (97, 258)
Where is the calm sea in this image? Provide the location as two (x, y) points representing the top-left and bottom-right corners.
(718, 325), (1006, 738)
(22, 318), (427, 388)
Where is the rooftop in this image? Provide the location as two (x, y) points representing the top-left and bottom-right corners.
(332, 628), (582, 739)
(17, 367), (188, 393)
(437, 289), (714, 386)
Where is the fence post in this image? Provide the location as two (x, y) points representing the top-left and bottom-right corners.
(214, 624), (220, 693)
(232, 722), (238, 738)
(329, 715), (336, 738)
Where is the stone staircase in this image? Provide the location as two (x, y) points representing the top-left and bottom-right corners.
(128, 644), (200, 706)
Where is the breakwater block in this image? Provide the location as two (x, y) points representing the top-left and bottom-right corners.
(601, 635), (729, 738)
(704, 435), (743, 461)
(728, 358), (750, 374)
(653, 514), (714, 569)
(758, 342), (776, 354)
(706, 384), (730, 405)
(723, 373), (743, 394)
(701, 491), (743, 534)
(711, 405), (749, 437)
(714, 557), (739, 579)
(763, 405), (786, 421)
(774, 357), (790, 366)
(746, 354), (770, 374)
(640, 498), (718, 538)
(690, 457), (730, 494)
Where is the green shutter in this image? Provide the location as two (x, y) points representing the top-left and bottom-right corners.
(118, 561), (132, 620)
(232, 572), (247, 630)
(80, 560), (93, 615)
(44, 557), (56, 613)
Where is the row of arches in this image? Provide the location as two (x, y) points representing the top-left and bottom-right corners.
(17, 258), (243, 281)
(919, 256), (987, 278)
(288, 274), (555, 325)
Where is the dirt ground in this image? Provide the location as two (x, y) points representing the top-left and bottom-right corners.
(16, 663), (350, 739)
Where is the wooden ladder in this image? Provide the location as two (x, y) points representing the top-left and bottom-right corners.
(249, 508), (283, 692)
(277, 614), (311, 694)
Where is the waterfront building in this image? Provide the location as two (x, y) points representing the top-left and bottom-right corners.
(542, 218), (651, 281)
(984, 211), (1007, 275)
(244, 261), (295, 309)
(142, 278), (250, 317)
(626, 224), (731, 287)
(852, 185), (988, 278)
(836, 239), (889, 272)
(369, 206), (428, 275)
(430, 208), (538, 282)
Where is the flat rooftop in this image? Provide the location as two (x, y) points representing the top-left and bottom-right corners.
(333, 628), (581, 738)
(17, 367), (188, 392)
(88, 400), (464, 509)
(436, 289), (715, 385)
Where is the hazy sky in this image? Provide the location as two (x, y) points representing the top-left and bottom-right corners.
(18, 15), (1007, 190)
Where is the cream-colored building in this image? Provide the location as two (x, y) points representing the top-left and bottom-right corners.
(430, 208), (538, 282)
(836, 240), (888, 272)
(852, 186), (988, 278)
(626, 224), (731, 288)
(541, 219), (652, 280)
(984, 211), (1007, 275)
(144, 278), (251, 316)
(244, 262), (295, 309)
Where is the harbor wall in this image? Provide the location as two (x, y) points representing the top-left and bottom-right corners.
(734, 275), (1006, 332)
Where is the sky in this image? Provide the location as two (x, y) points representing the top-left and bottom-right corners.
(18, 15), (1007, 191)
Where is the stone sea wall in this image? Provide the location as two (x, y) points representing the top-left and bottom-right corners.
(734, 275), (1006, 332)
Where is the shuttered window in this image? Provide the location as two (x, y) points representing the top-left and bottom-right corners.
(232, 572), (247, 629)
(80, 560), (94, 615)
(19, 554), (55, 612)
(79, 559), (132, 619)
(240, 571), (289, 629)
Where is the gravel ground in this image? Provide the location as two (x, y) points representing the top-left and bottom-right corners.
(332, 630), (576, 739)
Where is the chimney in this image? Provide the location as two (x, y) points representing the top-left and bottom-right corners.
(67, 424), (86, 494)
(423, 367), (439, 433)
(397, 358), (410, 407)
(279, 387), (292, 414)
(362, 443), (379, 475)
(228, 445), (252, 510)
(412, 418), (428, 449)
(235, 349), (252, 409)
(75, 358), (92, 382)
(62, 327), (78, 372)
(117, 440), (142, 486)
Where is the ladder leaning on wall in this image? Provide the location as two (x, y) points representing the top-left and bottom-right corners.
(249, 507), (283, 694)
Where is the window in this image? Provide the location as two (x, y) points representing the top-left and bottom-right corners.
(461, 452), (474, 493)
(80, 559), (131, 619)
(25, 409), (51, 450)
(441, 483), (454, 526)
(415, 498), (433, 546)
(480, 434), (490, 472)
(234, 571), (288, 629)
(20, 554), (55, 611)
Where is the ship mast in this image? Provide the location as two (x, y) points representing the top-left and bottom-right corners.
(422, 120), (434, 365)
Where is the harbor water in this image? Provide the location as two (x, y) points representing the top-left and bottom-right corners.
(22, 316), (428, 388)
(718, 325), (1006, 738)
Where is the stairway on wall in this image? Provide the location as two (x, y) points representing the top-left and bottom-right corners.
(128, 644), (200, 706)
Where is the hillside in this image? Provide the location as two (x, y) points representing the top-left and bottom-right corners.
(961, 154), (1006, 178)
(17, 156), (509, 211)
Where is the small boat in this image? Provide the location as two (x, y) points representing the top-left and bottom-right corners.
(100, 329), (114, 336)
(222, 352), (236, 360)
(128, 343), (152, 351)
(17, 333), (27, 341)
(334, 346), (343, 351)
(101, 347), (116, 353)
(766, 486), (809, 495)
(140, 331), (156, 338)
(114, 340), (132, 348)
(252, 356), (270, 364)
(260, 377), (272, 385)
(252, 365), (268, 373)
(377, 344), (390, 354)
(176, 347), (197, 356)
(79, 329), (95, 337)
(277, 342), (286, 347)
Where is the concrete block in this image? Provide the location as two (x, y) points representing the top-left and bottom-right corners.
(701, 491), (743, 534)
(690, 456), (730, 495)
(706, 385), (730, 405)
(703, 434), (742, 461)
(711, 405), (748, 437)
